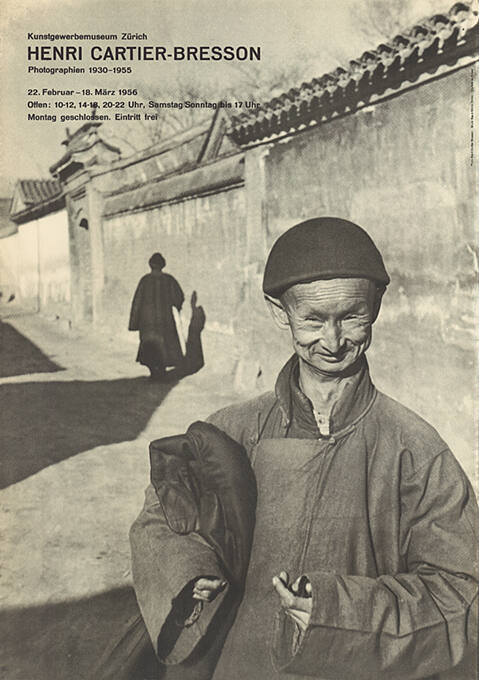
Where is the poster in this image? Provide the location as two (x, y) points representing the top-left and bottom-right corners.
(1, 0), (477, 678)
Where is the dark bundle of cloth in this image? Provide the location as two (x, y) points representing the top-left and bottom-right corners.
(150, 421), (257, 588)
(92, 422), (257, 680)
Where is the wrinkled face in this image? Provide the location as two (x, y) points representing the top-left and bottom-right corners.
(280, 278), (378, 376)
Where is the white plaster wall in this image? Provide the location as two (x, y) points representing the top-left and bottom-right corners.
(0, 232), (21, 302)
(0, 209), (69, 315)
(17, 221), (39, 309)
(38, 210), (70, 310)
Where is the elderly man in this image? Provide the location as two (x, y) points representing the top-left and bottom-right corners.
(130, 218), (478, 680)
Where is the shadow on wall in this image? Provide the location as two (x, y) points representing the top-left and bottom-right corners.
(0, 586), (159, 680)
(0, 320), (64, 378)
(0, 377), (176, 489)
(170, 292), (206, 380)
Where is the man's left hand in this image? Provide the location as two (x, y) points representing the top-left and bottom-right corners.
(272, 571), (312, 632)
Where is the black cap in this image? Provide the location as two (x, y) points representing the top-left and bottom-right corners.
(263, 217), (390, 298)
(149, 252), (166, 269)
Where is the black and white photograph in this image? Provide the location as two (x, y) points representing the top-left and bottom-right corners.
(0, 1), (478, 678)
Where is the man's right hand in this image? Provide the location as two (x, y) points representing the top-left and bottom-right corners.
(193, 577), (228, 602)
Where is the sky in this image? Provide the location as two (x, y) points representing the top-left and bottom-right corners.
(1, 0), (452, 182)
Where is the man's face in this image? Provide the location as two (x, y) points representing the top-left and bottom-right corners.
(280, 278), (377, 376)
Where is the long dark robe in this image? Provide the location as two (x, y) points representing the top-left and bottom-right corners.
(129, 271), (184, 371)
(130, 357), (478, 680)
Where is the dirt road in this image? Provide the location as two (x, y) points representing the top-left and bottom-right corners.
(0, 314), (240, 680)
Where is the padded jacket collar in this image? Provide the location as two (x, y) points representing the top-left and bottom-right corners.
(274, 355), (376, 438)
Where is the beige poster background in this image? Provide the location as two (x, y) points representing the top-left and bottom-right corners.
(0, 0), (477, 678)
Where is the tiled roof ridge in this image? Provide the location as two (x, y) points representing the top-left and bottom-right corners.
(17, 177), (59, 183)
(17, 178), (62, 205)
(10, 178), (65, 223)
(230, 1), (478, 144)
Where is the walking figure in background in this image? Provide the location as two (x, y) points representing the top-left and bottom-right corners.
(128, 253), (184, 381)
